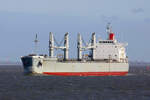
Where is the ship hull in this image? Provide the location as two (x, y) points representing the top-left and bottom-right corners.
(21, 57), (129, 76)
(43, 72), (128, 76)
(42, 61), (128, 76)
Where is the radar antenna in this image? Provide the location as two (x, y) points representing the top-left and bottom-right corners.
(106, 22), (112, 35)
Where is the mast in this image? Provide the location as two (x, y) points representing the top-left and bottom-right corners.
(91, 32), (96, 60)
(77, 33), (82, 60)
(106, 23), (112, 34)
(34, 34), (39, 54)
(106, 23), (115, 40)
(64, 32), (69, 60)
(49, 32), (54, 57)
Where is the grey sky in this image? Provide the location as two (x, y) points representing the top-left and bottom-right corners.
(0, 0), (150, 62)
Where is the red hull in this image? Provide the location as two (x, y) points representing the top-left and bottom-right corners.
(43, 72), (128, 76)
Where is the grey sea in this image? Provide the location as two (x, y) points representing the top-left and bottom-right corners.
(0, 65), (150, 100)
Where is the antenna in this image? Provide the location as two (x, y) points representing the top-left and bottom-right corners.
(34, 34), (39, 54)
(106, 22), (112, 34)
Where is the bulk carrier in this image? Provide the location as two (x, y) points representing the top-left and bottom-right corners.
(21, 24), (129, 76)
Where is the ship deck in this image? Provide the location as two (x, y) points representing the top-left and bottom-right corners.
(46, 58), (128, 63)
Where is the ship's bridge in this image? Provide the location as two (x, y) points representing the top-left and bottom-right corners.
(94, 39), (127, 62)
(98, 39), (117, 44)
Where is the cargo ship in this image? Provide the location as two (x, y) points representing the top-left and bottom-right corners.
(21, 24), (129, 76)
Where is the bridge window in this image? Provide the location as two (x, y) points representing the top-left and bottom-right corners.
(99, 41), (113, 43)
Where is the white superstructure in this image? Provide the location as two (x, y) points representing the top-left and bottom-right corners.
(94, 39), (127, 62)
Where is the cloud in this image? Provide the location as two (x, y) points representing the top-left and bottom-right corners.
(132, 8), (144, 14)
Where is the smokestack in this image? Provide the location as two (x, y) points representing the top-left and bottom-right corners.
(109, 33), (115, 40)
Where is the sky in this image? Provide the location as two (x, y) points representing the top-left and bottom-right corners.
(0, 0), (150, 62)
